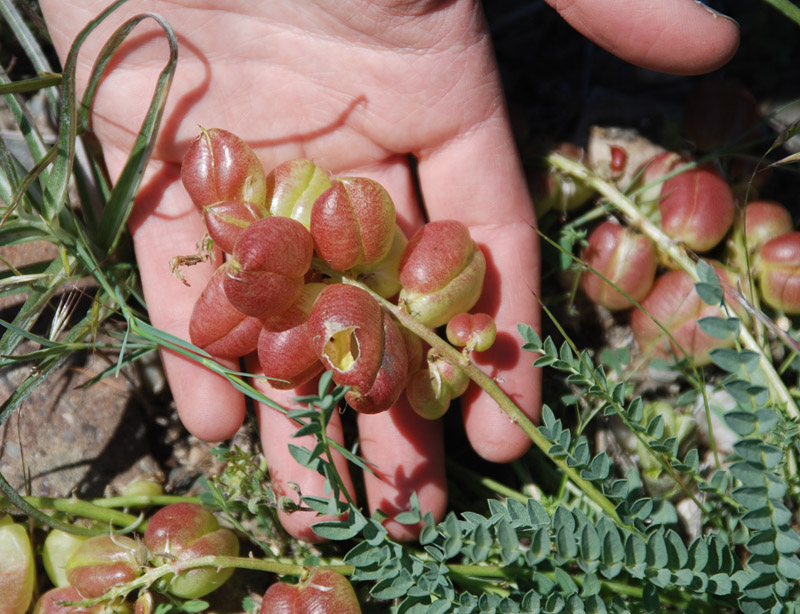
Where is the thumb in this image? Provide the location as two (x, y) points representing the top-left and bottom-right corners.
(546, 0), (739, 75)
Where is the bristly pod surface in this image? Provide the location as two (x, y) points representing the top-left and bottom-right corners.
(181, 127), (267, 210)
(266, 158), (333, 228)
(144, 502), (239, 599)
(189, 265), (264, 358)
(0, 515), (35, 614)
(260, 567), (362, 614)
(64, 535), (140, 599)
(757, 232), (800, 314)
(658, 161), (735, 252)
(310, 177), (396, 271)
(258, 283), (326, 390)
(581, 220), (658, 311)
(224, 217), (314, 318)
(446, 312), (497, 352)
(399, 220), (486, 328)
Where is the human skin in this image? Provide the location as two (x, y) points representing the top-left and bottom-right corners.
(39, 0), (738, 541)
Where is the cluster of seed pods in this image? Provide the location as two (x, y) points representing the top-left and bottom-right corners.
(32, 503), (239, 613)
(574, 148), (797, 366)
(182, 128), (496, 418)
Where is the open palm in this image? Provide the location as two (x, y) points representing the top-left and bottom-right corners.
(41, 0), (738, 540)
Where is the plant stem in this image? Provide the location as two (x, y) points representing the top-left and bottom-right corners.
(340, 278), (623, 527)
(547, 152), (800, 421)
(71, 554), (355, 606)
(0, 496), (145, 531)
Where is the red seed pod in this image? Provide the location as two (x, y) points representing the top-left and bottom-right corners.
(345, 312), (408, 414)
(684, 79), (760, 153)
(258, 284), (327, 389)
(144, 503), (239, 599)
(758, 232), (800, 314)
(743, 200), (794, 254)
(407, 352), (468, 420)
(181, 128), (267, 209)
(266, 159), (333, 228)
(310, 177), (396, 271)
(258, 323), (323, 390)
(581, 221), (658, 311)
(630, 267), (739, 365)
(0, 516), (34, 614)
(64, 535), (140, 599)
(260, 568), (362, 614)
(307, 284), (384, 399)
(203, 200), (265, 254)
(399, 220), (486, 328)
(224, 217), (314, 318)
(35, 586), (131, 614)
(446, 312), (497, 352)
(659, 162), (735, 252)
(189, 265), (263, 359)
(634, 151), (683, 207)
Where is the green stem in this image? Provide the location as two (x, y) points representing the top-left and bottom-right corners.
(547, 152), (800, 421)
(340, 278), (623, 527)
(0, 496), (145, 532)
(90, 494), (199, 509)
(761, 0), (800, 27)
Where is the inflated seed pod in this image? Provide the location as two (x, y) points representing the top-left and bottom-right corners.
(203, 200), (265, 254)
(223, 217), (314, 318)
(658, 161), (735, 252)
(310, 177), (396, 271)
(630, 266), (742, 366)
(181, 127), (267, 210)
(307, 284), (384, 399)
(446, 312), (497, 352)
(758, 232), (800, 314)
(407, 352), (469, 420)
(581, 220), (658, 311)
(398, 220), (486, 328)
(144, 503), (239, 599)
(189, 265), (264, 359)
(65, 535), (140, 599)
(35, 586), (131, 614)
(742, 200), (794, 255)
(42, 529), (88, 588)
(258, 284), (327, 389)
(345, 312), (408, 414)
(0, 516), (35, 614)
(265, 158), (333, 228)
(260, 567), (362, 614)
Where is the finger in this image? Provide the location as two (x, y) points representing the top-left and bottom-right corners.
(417, 105), (541, 462)
(104, 148), (247, 441)
(251, 376), (356, 543)
(358, 398), (447, 541)
(338, 158), (448, 537)
(546, 0), (739, 75)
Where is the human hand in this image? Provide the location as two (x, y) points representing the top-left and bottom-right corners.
(40, 0), (738, 541)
